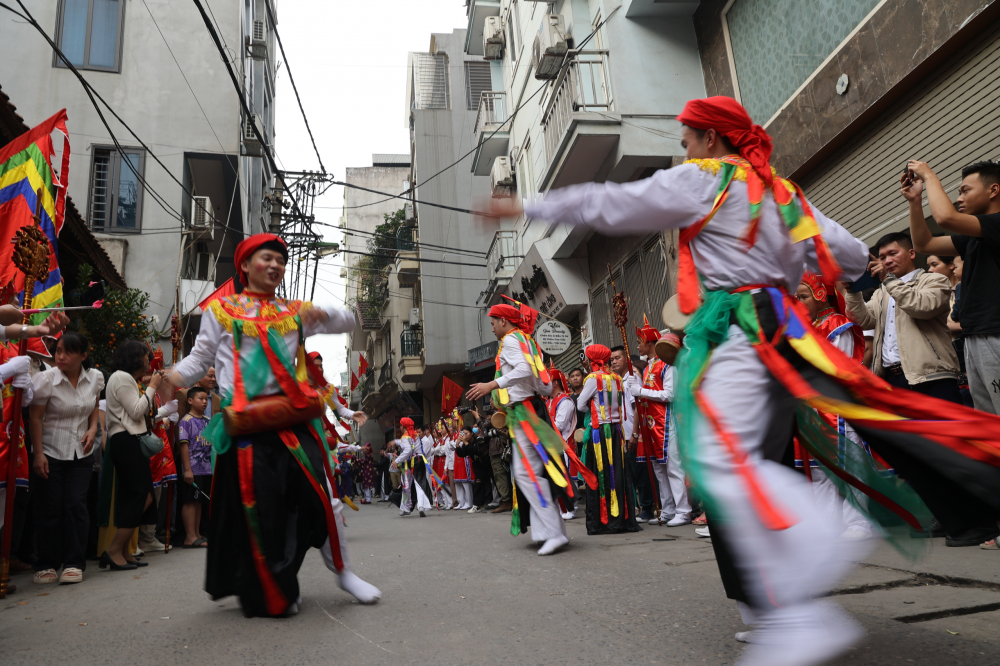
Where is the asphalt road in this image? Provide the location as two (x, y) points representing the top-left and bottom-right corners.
(3, 501), (999, 665)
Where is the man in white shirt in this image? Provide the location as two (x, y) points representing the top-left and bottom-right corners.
(610, 346), (655, 522)
(467, 303), (568, 556)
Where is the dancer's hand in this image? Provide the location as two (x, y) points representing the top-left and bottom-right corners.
(300, 305), (329, 328)
(467, 381), (498, 401)
(352, 411), (368, 426)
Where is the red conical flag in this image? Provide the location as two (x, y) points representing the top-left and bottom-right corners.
(441, 375), (462, 415)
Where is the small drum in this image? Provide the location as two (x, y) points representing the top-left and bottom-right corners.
(490, 412), (507, 429)
(654, 336), (681, 365)
(573, 428), (585, 443)
(661, 294), (691, 332)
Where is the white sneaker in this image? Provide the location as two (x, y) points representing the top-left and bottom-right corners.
(467, 506), (478, 514)
(840, 527), (872, 541)
(695, 526), (711, 538)
(649, 514), (673, 525)
(139, 539), (166, 552)
(58, 567), (83, 584)
(560, 511), (576, 520)
(735, 630), (753, 643)
(399, 510), (411, 516)
(338, 571), (382, 604)
(537, 535), (570, 556)
(667, 515), (692, 527)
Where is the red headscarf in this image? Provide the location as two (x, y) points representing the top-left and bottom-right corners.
(306, 351), (326, 387)
(548, 360), (568, 395)
(677, 96), (775, 186)
(233, 233), (288, 286)
(400, 417), (416, 438)
(585, 344), (611, 373)
(488, 300), (538, 335)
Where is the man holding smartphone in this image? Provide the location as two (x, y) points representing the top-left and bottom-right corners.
(903, 159), (1000, 416)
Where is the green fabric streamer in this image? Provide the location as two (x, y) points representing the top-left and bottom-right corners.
(795, 407), (932, 560)
(674, 289), (745, 521)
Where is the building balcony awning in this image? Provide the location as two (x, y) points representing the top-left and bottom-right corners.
(464, 0), (501, 56)
(356, 300), (382, 330)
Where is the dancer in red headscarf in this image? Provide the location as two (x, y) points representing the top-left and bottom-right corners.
(506, 96), (1000, 664)
(467, 301), (575, 556)
(169, 233), (380, 616)
(392, 416), (436, 516)
(576, 344), (641, 536)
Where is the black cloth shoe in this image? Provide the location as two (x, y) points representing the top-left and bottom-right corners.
(637, 509), (655, 522)
(99, 552), (138, 571)
(946, 525), (1000, 547)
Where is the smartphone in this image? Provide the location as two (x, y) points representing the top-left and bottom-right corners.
(902, 162), (914, 187)
(848, 268), (880, 293)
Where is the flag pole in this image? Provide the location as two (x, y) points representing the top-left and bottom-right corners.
(1, 190), (49, 599)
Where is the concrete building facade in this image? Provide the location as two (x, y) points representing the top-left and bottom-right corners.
(0, 0), (280, 345)
(466, 0), (705, 360)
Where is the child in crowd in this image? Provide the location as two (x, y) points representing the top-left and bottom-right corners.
(178, 387), (212, 548)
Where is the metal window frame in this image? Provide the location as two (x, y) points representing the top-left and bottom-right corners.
(53, 0), (128, 73)
(87, 144), (146, 233)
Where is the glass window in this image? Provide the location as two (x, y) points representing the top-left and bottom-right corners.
(89, 148), (145, 231)
(56, 0), (125, 72)
(726, 0), (880, 124)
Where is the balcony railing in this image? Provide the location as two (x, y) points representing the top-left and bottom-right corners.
(379, 356), (392, 385)
(400, 328), (424, 357)
(397, 225), (416, 252)
(360, 369), (375, 400)
(474, 91), (508, 137)
(542, 50), (612, 163)
(486, 230), (516, 278)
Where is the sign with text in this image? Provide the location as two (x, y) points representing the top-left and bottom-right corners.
(535, 320), (572, 355)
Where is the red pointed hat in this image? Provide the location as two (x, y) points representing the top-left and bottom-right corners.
(234, 233), (288, 286)
(799, 272), (827, 302)
(635, 314), (660, 344)
(677, 96), (774, 186)
(548, 359), (568, 393)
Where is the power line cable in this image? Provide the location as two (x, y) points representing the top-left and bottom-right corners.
(4, 1), (245, 252)
(263, 0), (325, 174)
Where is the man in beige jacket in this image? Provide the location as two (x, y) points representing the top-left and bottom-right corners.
(844, 231), (962, 403)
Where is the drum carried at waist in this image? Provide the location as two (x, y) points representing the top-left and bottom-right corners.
(223, 394), (326, 437)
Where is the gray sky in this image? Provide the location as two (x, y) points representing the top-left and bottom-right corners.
(275, 0), (467, 386)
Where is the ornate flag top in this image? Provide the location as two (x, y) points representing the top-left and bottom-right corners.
(0, 110), (71, 323)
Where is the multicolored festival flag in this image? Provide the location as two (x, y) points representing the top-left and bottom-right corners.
(0, 110), (71, 323)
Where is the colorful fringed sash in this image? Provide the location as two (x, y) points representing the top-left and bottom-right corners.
(586, 371), (627, 525)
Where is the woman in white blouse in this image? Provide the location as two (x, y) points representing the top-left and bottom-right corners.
(29, 333), (104, 585)
(103, 340), (175, 571)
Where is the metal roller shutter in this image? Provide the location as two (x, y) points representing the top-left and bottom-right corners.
(587, 233), (675, 352)
(800, 20), (1000, 243)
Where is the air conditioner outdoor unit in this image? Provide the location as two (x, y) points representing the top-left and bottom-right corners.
(248, 19), (267, 60)
(533, 15), (569, 80)
(403, 201), (417, 226)
(490, 156), (515, 198)
(243, 114), (263, 156)
(409, 308), (420, 327)
(190, 195), (215, 239)
(483, 16), (505, 60)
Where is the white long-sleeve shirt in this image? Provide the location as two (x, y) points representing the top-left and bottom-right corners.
(174, 299), (357, 396)
(550, 394), (576, 441)
(394, 436), (415, 466)
(443, 438), (456, 470)
(525, 160), (869, 291)
(624, 363), (675, 403)
(493, 331), (552, 403)
(578, 373), (635, 439)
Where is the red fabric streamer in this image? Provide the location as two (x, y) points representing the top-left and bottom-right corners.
(677, 96), (775, 187)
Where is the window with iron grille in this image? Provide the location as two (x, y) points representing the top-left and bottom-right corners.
(465, 61), (492, 110)
(412, 53), (451, 110)
(88, 147), (145, 231)
(55, 0), (126, 72)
